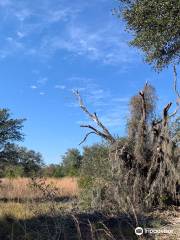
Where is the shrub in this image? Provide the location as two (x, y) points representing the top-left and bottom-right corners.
(4, 165), (24, 179)
(78, 143), (111, 210)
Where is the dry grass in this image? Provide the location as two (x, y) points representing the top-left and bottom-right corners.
(0, 177), (78, 201)
(0, 177), (79, 223)
(0, 202), (73, 220)
(0, 177), (178, 239)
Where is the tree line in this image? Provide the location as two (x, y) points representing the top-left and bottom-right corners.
(0, 107), (109, 179)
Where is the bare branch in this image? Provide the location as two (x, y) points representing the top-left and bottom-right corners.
(173, 65), (180, 100)
(169, 109), (180, 118)
(93, 112), (114, 139)
(79, 131), (96, 145)
(163, 102), (172, 126)
(80, 125), (114, 142)
(152, 67), (179, 127)
(164, 102), (172, 114)
(74, 90), (96, 121)
(165, 67), (180, 118)
(139, 89), (146, 123)
(74, 90), (116, 144)
(168, 65), (180, 118)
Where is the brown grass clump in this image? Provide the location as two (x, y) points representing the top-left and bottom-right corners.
(0, 177), (78, 202)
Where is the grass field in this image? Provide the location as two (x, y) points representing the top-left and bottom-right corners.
(0, 177), (78, 202)
(0, 177), (179, 240)
(0, 177), (82, 240)
(0, 177), (78, 221)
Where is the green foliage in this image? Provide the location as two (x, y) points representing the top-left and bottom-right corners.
(0, 109), (42, 178)
(40, 149), (83, 178)
(41, 164), (65, 178)
(52, 165), (65, 178)
(18, 147), (43, 177)
(78, 176), (94, 209)
(81, 144), (109, 178)
(0, 144), (43, 177)
(62, 148), (82, 176)
(78, 176), (93, 190)
(4, 165), (24, 179)
(116, 0), (180, 70)
(0, 109), (25, 149)
(78, 143), (110, 209)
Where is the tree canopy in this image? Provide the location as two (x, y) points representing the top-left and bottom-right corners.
(0, 109), (44, 177)
(116, 0), (180, 70)
(0, 143), (43, 177)
(62, 148), (82, 176)
(0, 109), (24, 150)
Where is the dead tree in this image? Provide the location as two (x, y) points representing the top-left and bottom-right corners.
(146, 66), (180, 206)
(75, 66), (180, 210)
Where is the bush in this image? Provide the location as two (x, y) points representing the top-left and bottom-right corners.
(53, 166), (65, 178)
(4, 165), (24, 179)
(78, 143), (111, 210)
(41, 164), (65, 178)
(62, 149), (82, 176)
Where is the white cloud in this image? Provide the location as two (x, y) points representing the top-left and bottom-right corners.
(39, 91), (45, 95)
(47, 7), (81, 23)
(0, 37), (24, 59)
(100, 105), (129, 127)
(48, 9), (69, 22)
(67, 77), (128, 109)
(30, 85), (37, 89)
(6, 37), (13, 41)
(0, 0), (139, 67)
(41, 22), (138, 65)
(17, 31), (26, 38)
(71, 87), (86, 92)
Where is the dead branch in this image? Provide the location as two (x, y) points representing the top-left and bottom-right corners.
(163, 102), (172, 126)
(79, 131), (96, 145)
(169, 65), (180, 118)
(173, 65), (180, 100)
(79, 124), (114, 144)
(74, 90), (96, 121)
(80, 125), (114, 143)
(139, 81), (149, 122)
(152, 67), (179, 129)
(74, 90), (116, 144)
(93, 112), (114, 139)
(139, 90), (146, 123)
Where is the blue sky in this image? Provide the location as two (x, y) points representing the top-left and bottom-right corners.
(0, 0), (179, 164)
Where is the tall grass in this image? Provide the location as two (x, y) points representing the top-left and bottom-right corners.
(0, 177), (78, 202)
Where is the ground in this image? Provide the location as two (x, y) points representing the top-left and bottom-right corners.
(152, 208), (180, 240)
(0, 177), (179, 240)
